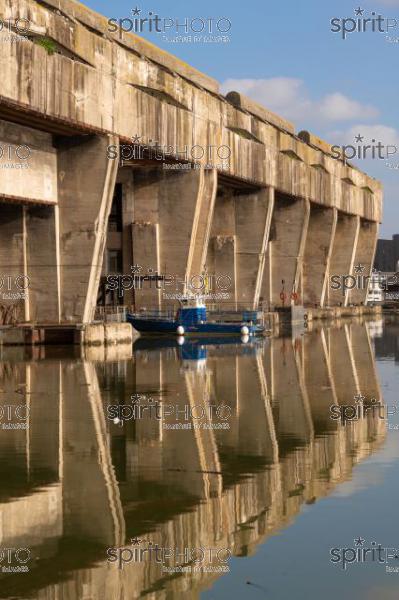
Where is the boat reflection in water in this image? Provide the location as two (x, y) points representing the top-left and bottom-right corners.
(0, 320), (386, 599)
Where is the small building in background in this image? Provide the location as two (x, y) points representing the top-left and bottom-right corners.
(375, 235), (399, 272)
(366, 271), (385, 304)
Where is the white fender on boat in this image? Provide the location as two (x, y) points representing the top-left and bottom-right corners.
(177, 325), (185, 335)
(241, 325), (249, 335)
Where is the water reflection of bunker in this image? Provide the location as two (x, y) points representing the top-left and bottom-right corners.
(0, 321), (386, 599)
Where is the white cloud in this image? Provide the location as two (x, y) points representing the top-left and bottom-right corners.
(328, 124), (399, 146)
(372, 0), (399, 5)
(220, 77), (379, 125)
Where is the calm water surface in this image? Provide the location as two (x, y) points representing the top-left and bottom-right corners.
(0, 318), (398, 599)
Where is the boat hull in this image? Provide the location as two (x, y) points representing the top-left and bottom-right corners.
(127, 315), (264, 336)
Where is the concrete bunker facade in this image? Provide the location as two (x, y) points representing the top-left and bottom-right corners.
(0, 0), (382, 328)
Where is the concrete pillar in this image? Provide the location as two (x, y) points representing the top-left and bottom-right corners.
(208, 191), (237, 305)
(131, 222), (161, 309)
(348, 220), (379, 305)
(235, 187), (274, 308)
(188, 169), (217, 278)
(113, 170), (134, 306)
(58, 134), (119, 323)
(132, 168), (217, 309)
(212, 236), (237, 306)
(265, 195), (310, 308)
(303, 205), (337, 307)
(25, 205), (60, 323)
(0, 204), (27, 323)
(328, 214), (360, 307)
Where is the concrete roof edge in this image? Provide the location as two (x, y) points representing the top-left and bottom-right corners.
(36, 0), (219, 94)
(299, 130), (383, 188)
(225, 91), (295, 134)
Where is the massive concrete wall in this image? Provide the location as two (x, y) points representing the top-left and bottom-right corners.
(0, 0), (382, 321)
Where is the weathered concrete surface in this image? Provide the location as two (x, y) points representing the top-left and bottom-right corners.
(25, 205), (60, 322)
(58, 134), (118, 323)
(328, 214), (360, 307)
(348, 220), (379, 305)
(0, 119), (56, 204)
(0, 0), (382, 328)
(303, 205), (337, 307)
(265, 196), (310, 308)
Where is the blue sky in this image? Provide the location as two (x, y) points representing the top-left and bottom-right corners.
(84, 0), (399, 238)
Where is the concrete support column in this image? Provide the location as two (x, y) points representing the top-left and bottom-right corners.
(235, 187), (274, 308)
(328, 214), (360, 307)
(132, 168), (217, 309)
(265, 195), (310, 308)
(303, 205), (337, 307)
(208, 191), (237, 305)
(25, 205), (60, 323)
(58, 134), (119, 323)
(0, 204), (27, 323)
(131, 222), (161, 308)
(212, 236), (237, 306)
(348, 220), (379, 305)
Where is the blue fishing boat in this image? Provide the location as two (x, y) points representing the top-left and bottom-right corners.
(127, 298), (266, 337)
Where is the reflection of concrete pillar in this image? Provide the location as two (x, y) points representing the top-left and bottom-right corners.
(185, 369), (222, 498)
(303, 205), (337, 307)
(0, 361), (29, 471)
(135, 349), (163, 446)
(58, 134), (119, 323)
(267, 195), (310, 308)
(62, 362), (124, 545)
(328, 214), (359, 307)
(350, 323), (381, 401)
(158, 354), (219, 500)
(236, 353), (278, 463)
(235, 187), (274, 308)
(210, 355), (239, 448)
(350, 323), (385, 444)
(270, 337), (313, 446)
(328, 326), (360, 404)
(348, 220), (379, 305)
(25, 205), (60, 323)
(304, 329), (338, 433)
(28, 361), (60, 479)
